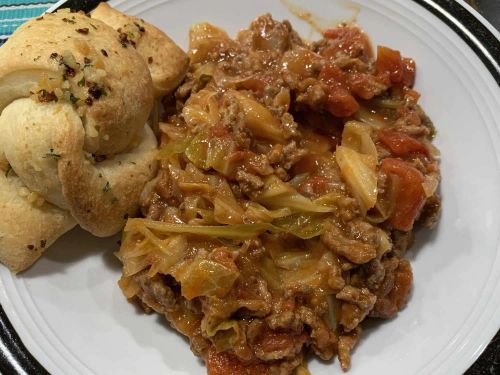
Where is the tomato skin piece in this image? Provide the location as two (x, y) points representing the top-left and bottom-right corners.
(322, 26), (373, 60)
(325, 87), (360, 117)
(206, 347), (271, 375)
(348, 72), (387, 100)
(378, 130), (429, 157)
(376, 46), (403, 84)
(401, 57), (416, 87)
(319, 65), (360, 117)
(380, 158), (426, 231)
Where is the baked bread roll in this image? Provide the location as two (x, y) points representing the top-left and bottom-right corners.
(0, 8), (187, 272)
(0, 171), (76, 273)
(92, 2), (189, 97)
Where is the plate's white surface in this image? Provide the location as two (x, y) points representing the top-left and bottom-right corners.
(1, 0), (500, 374)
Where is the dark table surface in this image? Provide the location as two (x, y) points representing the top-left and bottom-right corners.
(464, 3), (500, 373)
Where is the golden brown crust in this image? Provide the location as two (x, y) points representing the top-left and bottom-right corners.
(0, 173), (76, 273)
(0, 10), (154, 155)
(58, 119), (158, 237)
(0, 10), (162, 272)
(0, 99), (158, 239)
(92, 2), (189, 97)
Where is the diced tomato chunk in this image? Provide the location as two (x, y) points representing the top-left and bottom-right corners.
(348, 72), (386, 100)
(401, 57), (416, 87)
(376, 46), (403, 84)
(322, 26), (372, 60)
(207, 347), (271, 375)
(319, 65), (360, 117)
(319, 64), (346, 84)
(380, 158), (426, 231)
(325, 87), (360, 117)
(378, 130), (429, 157)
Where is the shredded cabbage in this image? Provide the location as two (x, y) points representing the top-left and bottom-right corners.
(244, 202), (292, 223)
(342, 121), (378, 158)
(422, 173), (439, 197)
(213, 196), (244, 224)
(371, 97), (404, 109)
(158, 137), (191, 160)
(172, 256), (239, 299)
(231, 90), (285, 143)
(353, 106), (390, 129)
(336, 146), (378, 213)
(189, 23), (235, 64)
(182, 89), (220, 127)
(126, 218), (279, 239)
(260, 256), (282, 290)
(254, 175), (333, 213)
(204, 320), (242, 352)
(273, 213), (326, 239)
(125, 214), (327, 241)
(336, 122), (379, 214)
(367, 174), (399, 224)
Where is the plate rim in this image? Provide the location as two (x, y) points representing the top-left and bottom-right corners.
(0, 0), (499, 374)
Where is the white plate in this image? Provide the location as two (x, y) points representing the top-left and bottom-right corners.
(1, 0), (500, 374)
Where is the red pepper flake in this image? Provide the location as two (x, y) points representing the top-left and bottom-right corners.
(88, 84), (103, 99)
(37, 89), (58, 103)
(101, 49), (108, 57)
(134, 22), (146, 33)
(119, 32), (129, 47)
(63, 66), (76, 79)
(40, 240), (47, 249)
(36, 16), (44, 21)
(62, 17), (76, 24)
(27, 244), (35, 250)
(76, 28), (89, 35)
(85, 97), (93, 106)
(148, 56), (153, 64)
(92, 154), (106, 163)
(118, 32), (136, 48)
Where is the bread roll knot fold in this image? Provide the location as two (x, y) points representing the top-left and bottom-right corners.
(0, 8), (187, 272)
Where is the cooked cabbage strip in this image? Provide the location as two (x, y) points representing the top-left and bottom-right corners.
(341, 121), (378, 159)
(353, 106), (390, 129)
(254, 175), (334, 213)
(189, 23), (235, 64)
(336, 122), (378, 213)
(125, 214), (327, 240)
(231, 90), (285, 143)
(172, 256), (239, 299)
(336, 146), (378, 213)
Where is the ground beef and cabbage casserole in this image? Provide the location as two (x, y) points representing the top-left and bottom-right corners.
(117, 15), (441, 375)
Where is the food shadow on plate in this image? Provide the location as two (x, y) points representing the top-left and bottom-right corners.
(112, 285), (205, 369)
(356, 316), (395, 348)
(19, 227), (122, 278)
(406, 223), (440, 262)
